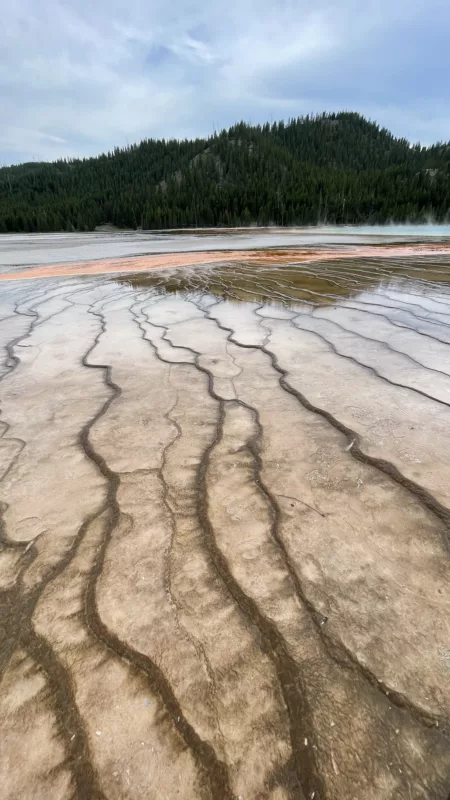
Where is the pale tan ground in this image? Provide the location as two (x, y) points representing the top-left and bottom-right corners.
(1, 251), (450, 799)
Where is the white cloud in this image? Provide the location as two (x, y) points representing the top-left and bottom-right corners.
(1, 0), (449, 163)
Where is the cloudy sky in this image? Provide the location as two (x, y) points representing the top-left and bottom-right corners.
(2, 0), (450, 164)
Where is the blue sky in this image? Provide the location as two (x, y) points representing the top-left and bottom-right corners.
(2, 0), (450, 164)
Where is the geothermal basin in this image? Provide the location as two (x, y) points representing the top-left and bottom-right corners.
(1, 228), (450, 800)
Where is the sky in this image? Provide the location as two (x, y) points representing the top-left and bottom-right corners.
(2, 0), (450, 165)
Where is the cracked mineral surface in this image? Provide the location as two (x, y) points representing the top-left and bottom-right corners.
(1, 233), (450, 799)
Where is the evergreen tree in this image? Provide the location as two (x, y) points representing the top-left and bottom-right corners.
(0, 112), (449, 233)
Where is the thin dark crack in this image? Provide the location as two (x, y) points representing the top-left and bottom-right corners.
(164, 364), (228, 757)
(275, 493), (326, 518)
(204, 301), (450, 532)
(132, 305), (324, 798)
(0, 283), (106, 552)
(0, 289), (137, 798)
(130, 299), (229, 756)
(0, 510), (111, 798)
(80, 300), (234, 800)
(355, 293), (450, 326)
(197, 396), (322, 800)
(315, 304), (450, 376)
(0, 430), (26, 543)
(0, 290), (58, 550)
(290, 315), (450, 410)
(0, 284), (126, 796)
(194, 297), (450, 735)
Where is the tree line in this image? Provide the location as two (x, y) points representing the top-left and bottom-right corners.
(0, 112), (449, 232)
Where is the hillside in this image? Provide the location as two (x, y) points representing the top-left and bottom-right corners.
(1, 112), (450, 232)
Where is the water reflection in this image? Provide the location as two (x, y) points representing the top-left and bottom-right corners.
(118, 255), (450, 310)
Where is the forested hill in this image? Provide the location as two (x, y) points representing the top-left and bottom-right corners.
(1, 112), (450, 232)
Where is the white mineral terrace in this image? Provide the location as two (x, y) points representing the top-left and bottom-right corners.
(1, 230), (450, 799)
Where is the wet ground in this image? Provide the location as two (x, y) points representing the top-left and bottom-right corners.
(1, 234), (450, 799)
(2, 225), (450, 270)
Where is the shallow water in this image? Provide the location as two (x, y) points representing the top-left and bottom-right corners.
(1, 250), (450, 799)
(2, 224), (450, 269)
